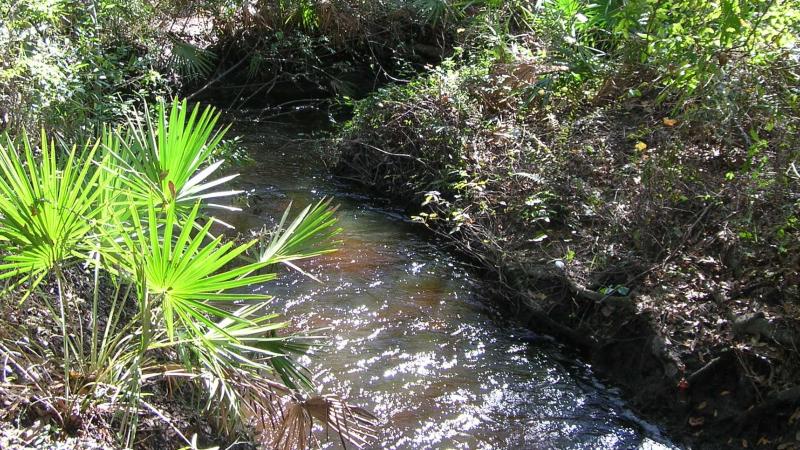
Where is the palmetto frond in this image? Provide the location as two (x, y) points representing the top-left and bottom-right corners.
(168, 36), (217, 81)
(106, 98), (239, 215)
(266, 394), (379, 450)
(114, 201), (274, 343)
(413, 0), (453, 26)
(260, 198), (341, 266)
(0, 131), (109, 289)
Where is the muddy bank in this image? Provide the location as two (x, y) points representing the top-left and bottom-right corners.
(330, 71), (800, 449)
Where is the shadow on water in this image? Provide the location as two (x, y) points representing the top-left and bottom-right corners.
(223, 110), (680, 450)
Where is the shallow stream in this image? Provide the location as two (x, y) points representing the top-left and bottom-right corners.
(226, 111), (678, 450)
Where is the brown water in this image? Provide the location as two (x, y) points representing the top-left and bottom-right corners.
(226, 111), (678, 450)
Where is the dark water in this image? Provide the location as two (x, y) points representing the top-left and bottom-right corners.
(223, 111), (678, 450)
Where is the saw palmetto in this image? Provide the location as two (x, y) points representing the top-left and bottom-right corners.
(0, 131), (110, 290)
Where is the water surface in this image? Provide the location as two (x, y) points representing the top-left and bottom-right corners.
(226, 111), (677, 450)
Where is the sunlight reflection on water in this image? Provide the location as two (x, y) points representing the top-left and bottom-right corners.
(229, 114), (679, 450)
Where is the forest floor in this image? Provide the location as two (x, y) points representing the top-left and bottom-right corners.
(332, 63), (800, 449)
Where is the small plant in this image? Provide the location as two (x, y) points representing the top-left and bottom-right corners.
(0, 98), (374, 449)
(0, 131), (108, 291)
(108, 98), (236, 214)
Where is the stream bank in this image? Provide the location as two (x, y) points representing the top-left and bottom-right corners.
(331, 67), (800, 449)
(222, 110), (679, 449)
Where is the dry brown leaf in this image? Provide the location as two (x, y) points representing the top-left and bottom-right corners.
(689, 416), (705, 426)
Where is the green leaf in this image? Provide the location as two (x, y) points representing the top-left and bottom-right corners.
(0, 131), (110, 292)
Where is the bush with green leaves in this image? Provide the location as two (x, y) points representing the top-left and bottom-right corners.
(535, 0), (800, 112)
(0, 0), (172, 134)
(0, 0), (239, 136)
(0, 98), (375, 448)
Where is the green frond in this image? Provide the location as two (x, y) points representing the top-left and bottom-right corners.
(116, 201), (275, 344)
(106, 98), (239, 215)
(260, 197), (342, 266)
(0, 131), (110, 291)
(168, 36), (217, 81)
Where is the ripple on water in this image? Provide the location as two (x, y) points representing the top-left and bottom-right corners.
(231, 117), (678, 450)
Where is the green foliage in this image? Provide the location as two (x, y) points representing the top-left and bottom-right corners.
(0, 0), (169, 134)
(413, 0), (454, 26)
(0, 98), (361, 448)
(259, 198), (341, 265)
(117, 202), (275, 343)
(169, 37), (218, 81)
(0, 132), (107, 289)
(110, 98), (235, 213)
(535, 0), (800, 111)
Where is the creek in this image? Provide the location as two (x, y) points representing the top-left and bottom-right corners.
(225, 109), (679, 450)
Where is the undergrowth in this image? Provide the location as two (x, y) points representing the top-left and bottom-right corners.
(0, 98), (376, 449)
(334, 1), (800, 446)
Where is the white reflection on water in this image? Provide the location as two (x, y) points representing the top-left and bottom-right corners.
(229, 118), (679, 450)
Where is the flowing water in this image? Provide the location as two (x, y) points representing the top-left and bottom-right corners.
(225, 110), (679, 450)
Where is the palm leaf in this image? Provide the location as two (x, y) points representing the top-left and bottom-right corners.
(168, 36), (217, 81)
(0, 131), (109, 290)
(260, 198), (342, 266)
(112, 201), (273, 343)
(106, 98), (240, 215)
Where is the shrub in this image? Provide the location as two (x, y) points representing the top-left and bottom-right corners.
(0, 98), (375, 448)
